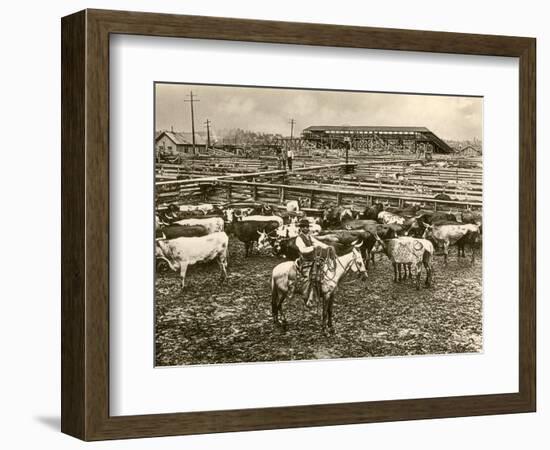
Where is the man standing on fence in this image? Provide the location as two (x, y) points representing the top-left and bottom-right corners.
(287, 147), (294, 170)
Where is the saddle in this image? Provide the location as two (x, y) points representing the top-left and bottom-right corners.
(294, 247), (337, 303)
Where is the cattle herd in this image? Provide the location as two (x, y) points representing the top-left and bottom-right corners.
(155, 198), (482, 332)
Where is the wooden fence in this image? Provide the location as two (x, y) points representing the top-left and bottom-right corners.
(206, 179), (482, 212)
(155, 158), (482, 212)
(156, 163), (356, 209)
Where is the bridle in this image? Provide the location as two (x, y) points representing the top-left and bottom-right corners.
(325, 246), (367, 281)
(348, 247), (368, 277)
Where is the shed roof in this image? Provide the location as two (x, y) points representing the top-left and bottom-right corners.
(302, 125), (430, 133)
(156, 131), (207, 145)
(458, 145), (482, 155)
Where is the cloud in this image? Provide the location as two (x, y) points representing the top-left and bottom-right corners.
(156, 83), (482, 141)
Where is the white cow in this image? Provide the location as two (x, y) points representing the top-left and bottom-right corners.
(309, 223), (322, 235)
(422, 222), (481, 264)
(286, 200), (300, 212)
(292, 216), (322, 227)
(178, 203), (215, 215)
(275, 223), (299, 238)
(242, 215), (284, 227)
(257, 221), (322, 251)
(277, 222), (321, 238)
(174, 216), (224, 234)
(378, 211), (406, 225)
(228, 207), (254, 221)
(156, 231), (228, 289)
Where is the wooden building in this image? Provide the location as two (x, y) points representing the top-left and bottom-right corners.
(155, 131), (207, 157)
(301, 125), (454, 154)
(458, 145), (482, 157)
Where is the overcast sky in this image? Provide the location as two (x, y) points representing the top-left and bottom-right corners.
(155, 83), (482, 141)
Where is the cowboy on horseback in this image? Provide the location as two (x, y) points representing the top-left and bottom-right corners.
(286, 218), (329, 306)
(271, 225), (368, 333)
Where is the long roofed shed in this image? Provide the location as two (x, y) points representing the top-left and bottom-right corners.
(302, 125), (454, 154)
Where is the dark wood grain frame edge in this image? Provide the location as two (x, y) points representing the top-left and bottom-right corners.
(518, 36), (536, 413)
(61, 9), (536, 441)
(61, 10), (86, 439)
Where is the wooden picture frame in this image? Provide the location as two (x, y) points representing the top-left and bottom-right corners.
(61, 9), (536, 441)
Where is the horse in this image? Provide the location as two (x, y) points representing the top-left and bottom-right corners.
(270, 242), (368, 335)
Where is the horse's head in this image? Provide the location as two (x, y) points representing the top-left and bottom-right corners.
(350, 240), (368, 280)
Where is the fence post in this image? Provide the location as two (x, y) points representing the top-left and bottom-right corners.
(279, 187), (285, 204)
(199, 183), (208, 202)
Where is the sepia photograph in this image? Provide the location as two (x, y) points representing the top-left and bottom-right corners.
(154, 83), (483, 367)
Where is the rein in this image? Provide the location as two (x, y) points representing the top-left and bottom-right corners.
(320, 248), (362, 285)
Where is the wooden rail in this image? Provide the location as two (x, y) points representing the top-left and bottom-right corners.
(155, 162), (356, 208)
(290, 179), (482, 202)
(156, 163), (356, 186)
(209, 179), (482, 211)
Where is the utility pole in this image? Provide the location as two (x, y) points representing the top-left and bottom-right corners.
(184, 91), (199, 154)
(287, 118), (296, 165)
(204, 119), (211, 150)
(288, 118), (295, 139)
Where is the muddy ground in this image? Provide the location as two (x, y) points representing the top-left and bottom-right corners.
(155, 239), (482, 366)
